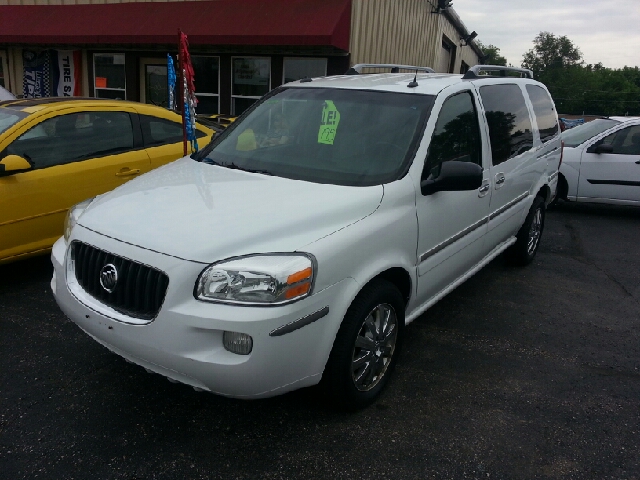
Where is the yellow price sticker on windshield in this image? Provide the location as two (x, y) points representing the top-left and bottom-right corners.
(318, 100), (340, 145)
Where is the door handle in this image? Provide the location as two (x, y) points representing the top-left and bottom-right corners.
(635, 160), (640, 164)
(478, 182), (490, 197)
(495, 175), (506, 185)
(115, 168), (141, 177)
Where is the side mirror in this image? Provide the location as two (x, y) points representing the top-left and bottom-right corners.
(594, 143), (614, 154)
(0, 154), (32, 177)
(421, 161), (483, 196)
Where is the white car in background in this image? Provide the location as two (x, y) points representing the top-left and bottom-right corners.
(0, 86), (16, 101)
(558, 116), (640, 205)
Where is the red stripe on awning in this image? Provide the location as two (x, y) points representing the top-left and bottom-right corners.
(0, 0), (351, 51)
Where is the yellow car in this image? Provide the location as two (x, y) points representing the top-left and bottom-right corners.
(0, 98), (213, 264)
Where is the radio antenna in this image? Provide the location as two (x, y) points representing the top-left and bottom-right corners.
(408, 69), (418, 88)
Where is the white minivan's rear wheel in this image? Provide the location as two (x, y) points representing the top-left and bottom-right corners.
(322, 279), (404, 410)
(507, 195), (545, 266)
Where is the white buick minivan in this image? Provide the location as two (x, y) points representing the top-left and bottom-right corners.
(52, 65), (562, 409)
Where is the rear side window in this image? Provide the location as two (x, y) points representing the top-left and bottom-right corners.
(526, 85), (559, 143)
(424, 91), (482, 179)
(479, 84), (533, 165)
(140, 115), (206, 148)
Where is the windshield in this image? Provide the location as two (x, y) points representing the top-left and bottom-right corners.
(197, 87), (434, 186)
(561, 118), (620, 147)
(0, 109), (28, 136)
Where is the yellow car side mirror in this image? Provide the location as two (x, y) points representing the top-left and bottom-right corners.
(0, 154), (32, 177)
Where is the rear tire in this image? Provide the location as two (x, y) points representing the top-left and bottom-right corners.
(507, 195), (545, 266)
(322, 279), (405, 410)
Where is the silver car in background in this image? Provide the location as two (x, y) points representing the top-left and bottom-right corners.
(558, 116), (640, 205)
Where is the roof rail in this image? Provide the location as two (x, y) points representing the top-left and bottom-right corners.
(462, 65), (534, 80)
(346, 64), (436, 75)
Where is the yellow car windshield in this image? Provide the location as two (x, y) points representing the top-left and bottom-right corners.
(0, 109), (29, 135)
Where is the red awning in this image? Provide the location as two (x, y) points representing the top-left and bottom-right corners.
(0, 0), (351, 51)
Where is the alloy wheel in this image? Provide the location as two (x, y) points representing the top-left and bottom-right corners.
(351, 303), (398, 392)
(527, 207), (543, 255)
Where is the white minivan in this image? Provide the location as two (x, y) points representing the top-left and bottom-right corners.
(52, 65), (562, 409)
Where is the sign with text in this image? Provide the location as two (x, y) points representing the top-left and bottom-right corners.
(54, 50), (82, 97)
(22, 50), (51, 98)
(233, 59), (269, 86)
(318, 100), (341, 145)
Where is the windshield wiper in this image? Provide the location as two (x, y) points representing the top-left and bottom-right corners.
(205, 159), (273, 176)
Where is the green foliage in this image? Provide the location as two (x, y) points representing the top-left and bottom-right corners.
(476, 41), (507, 67)
(521, 32), (640, 116)
(522, 32), (583, 75)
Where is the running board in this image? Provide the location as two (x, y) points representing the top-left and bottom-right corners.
(406, 236), (517, 325)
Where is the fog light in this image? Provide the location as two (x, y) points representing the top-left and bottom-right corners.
(223, 331), (253, 355)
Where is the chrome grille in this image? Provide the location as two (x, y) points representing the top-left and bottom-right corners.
(72, 241), (169, 320)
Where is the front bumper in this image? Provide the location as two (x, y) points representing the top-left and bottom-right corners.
(51, 229), (356, 399)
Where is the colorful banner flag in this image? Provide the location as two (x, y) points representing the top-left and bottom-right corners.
(179, 30), (198, 153)
(22, 50), (51, 98)
(53, 50), (82, 97)
(167, 53), (176, 110)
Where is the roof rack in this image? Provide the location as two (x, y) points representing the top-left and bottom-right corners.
(346, 64), (436, 75)
(462, 65), (533, 80)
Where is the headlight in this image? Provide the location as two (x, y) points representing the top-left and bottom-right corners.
(195, 254), (316, 305)
(64, 197), (95, 243)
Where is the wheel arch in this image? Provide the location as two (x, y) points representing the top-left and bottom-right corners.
(557, 172), (569, 200)
(536, 183), (551, 203)
(372, 267), (412, 307)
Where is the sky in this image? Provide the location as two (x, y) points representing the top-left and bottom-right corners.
(452, 0), (640, 69)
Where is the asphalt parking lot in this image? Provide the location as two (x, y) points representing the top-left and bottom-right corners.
(1, 202), (639, 480)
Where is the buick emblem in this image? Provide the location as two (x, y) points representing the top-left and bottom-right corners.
(99, 264), (118, 293)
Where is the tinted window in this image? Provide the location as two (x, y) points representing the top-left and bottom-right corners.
(198, 87), (435, 186)
(0, 109), (28, 135)
(526, 85), (558, 143)
(480, 84), (533, 165)
(597, 125), (640, 155)
(140, 115), (205, 147)
(561, 118), (620, 147)
(7, 111), (133, 169)
(424, 91), (482, 179)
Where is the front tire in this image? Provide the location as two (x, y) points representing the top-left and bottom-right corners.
(322, 280), (405, 410)
(507, 195), (545, 266)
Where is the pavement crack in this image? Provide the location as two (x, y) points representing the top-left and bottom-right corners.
(564, 217), (638, 303)
(564, 217), (585, 259)
(581, 363), (640, 379)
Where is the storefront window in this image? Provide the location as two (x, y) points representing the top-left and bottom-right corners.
(94, 53), (126, 100)
(192, 56), (220, 115)
(283, 58), (327, 84)
(231, 57), (270, 115)
(0, 52), (7, 88)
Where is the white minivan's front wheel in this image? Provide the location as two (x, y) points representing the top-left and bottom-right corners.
(507, 195), (546, 266)
(322, 279), (404, 410)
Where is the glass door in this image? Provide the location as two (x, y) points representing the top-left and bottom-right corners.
(140, 58), (169, 107)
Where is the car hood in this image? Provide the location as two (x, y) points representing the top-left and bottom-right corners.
(79, 157), (384, 263)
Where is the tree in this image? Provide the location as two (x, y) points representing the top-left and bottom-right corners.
(521, 32), (582, 77)
(476, 41), (507, 66)
(519, 32), (640, 116)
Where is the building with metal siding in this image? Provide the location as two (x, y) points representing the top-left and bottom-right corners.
(0, 0), (482, 115)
